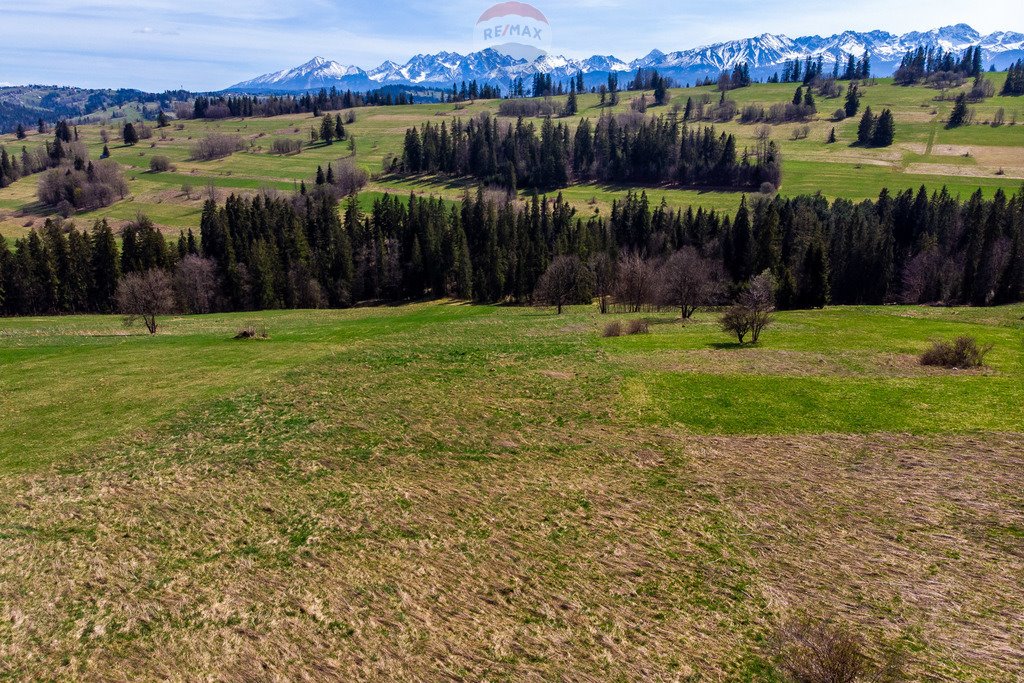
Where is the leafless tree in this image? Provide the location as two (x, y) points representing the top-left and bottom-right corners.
(721, 270), (776, 344)
(772, 617), (904, 683)
(589, 253), (616, 314)
(116, 269), (176, 334)
(614, 253), (657, 312)
(189, 133), (244, 161)
(534, 255), (593, 314)
(656, 247), (725, 320)
(173, 256), (218, 314)
(331, 158), (369, 196)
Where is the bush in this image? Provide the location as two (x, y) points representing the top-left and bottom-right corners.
(270, 138), (303, 155)
(38, 160), (128, 211)
(148, 155), (173, 172)
(920, 336), (992, 368)
(626, 319), (649, 335)
(190, 133), (244, 161)
(602, 321), (623, 337)
(235, 324), (269, 340)
(772, 617), (904, 683)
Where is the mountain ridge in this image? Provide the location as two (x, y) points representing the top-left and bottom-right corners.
(227, 24), (1024, 93)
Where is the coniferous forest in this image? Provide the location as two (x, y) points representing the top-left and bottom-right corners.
(2, 182), (1023, 317)
(395, 114), (783, 192)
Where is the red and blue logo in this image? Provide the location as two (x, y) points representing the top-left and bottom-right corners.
(473, 2), (552, 61)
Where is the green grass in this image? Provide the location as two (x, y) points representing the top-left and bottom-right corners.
(1, 78), (1022, 239)
(3, 303), (1022, 473)
(1, 302), (1023, 680)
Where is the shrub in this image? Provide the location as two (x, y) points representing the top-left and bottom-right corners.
(602, 321), (623, 338)
(920, 336), (992, 369)
(149, 155), (173, 172)
(190, 133), (244, 161)
(38, 160), (128, 211)
(772, 617), (904, 683)
(270, 138), (303, 155)
(626, 319), (649, 335)
(235, 324), (269, 340)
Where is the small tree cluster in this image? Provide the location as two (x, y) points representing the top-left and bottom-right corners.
(856, 107), (896, 146)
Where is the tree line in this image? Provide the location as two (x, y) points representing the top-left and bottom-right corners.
(395, 113), (783, 192)
(3, 182), (1022, 318)
(186, 86), (424, 120)
(1003, 60), (1024, 96)
(894, 45), (984, 85)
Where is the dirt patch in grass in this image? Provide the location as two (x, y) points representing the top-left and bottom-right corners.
(906, 163), (1024, 179)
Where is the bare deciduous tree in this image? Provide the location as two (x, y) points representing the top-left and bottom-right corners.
(116, 269), (176, 334)
(772, 616), (904, 683)
(721, 270), (776, 344)
(614, 253), (657, 313)
(534, 255), (593, 314)
(589, 253), (616, 314)
(173, 256), (218, 314)
(656, 247), (724, 320)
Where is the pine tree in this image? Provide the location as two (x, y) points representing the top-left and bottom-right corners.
(89, 222), (120, 313)
(792, 86), (803, 106)
(947, 93), (970, 128)
(320, 114), (335, 144)
(844, 84), (860, 117)
(803, 89), (816, 111)
(157, 110), (169, 128)
(335, 114), (345, 140)
(122, 123), (139, 146)
(564, 90), (578, 116)
(15, 124), (26, 140)
(857, 107), (875, 145)
(827, 127), (837, 144)
(872, 109), (896, 147)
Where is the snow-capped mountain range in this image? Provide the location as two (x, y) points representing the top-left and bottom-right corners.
(226, 24), (1024, 93)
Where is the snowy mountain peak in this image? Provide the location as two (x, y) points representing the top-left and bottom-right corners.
(226, 24), (1024, 93)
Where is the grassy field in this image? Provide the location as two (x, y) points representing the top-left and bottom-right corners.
(1, 302), (1022, 679)
(1, 77), (1023, 240)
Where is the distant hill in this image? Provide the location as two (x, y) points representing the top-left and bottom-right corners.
(0, 86), (185, 135)
(228, 23), (1024, 93)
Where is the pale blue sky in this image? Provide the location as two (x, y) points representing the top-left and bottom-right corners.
(1, 0), (1019, 91)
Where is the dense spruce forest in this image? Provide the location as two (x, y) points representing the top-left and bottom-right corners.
(2, 182), (1022, 317)
(395, 114), (783, 192)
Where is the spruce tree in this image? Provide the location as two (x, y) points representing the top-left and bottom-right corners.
(827, 127), (837, 144)
(844, 84), (860, 117)
(857, 107), (875, 145)
(122, 123), (139, 146)
(320, 114), (335, 144)
(564, 90), (578, 116)
(947, 93), (970, 128)
(872, 109), (896, 147)
(15, 124), (26, 140)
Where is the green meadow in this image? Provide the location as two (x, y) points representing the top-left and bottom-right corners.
(1, 303), (1023, 679)
(2, 76), (1023, 239)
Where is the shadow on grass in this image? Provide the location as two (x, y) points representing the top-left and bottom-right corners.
(709, 341), (751, 350)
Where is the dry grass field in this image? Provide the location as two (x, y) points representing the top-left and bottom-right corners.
(1, 303), (1022, 680)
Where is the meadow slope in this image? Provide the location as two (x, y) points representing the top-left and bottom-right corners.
(1, 303), (1022, 680)
(2, 77), (1023, 240)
